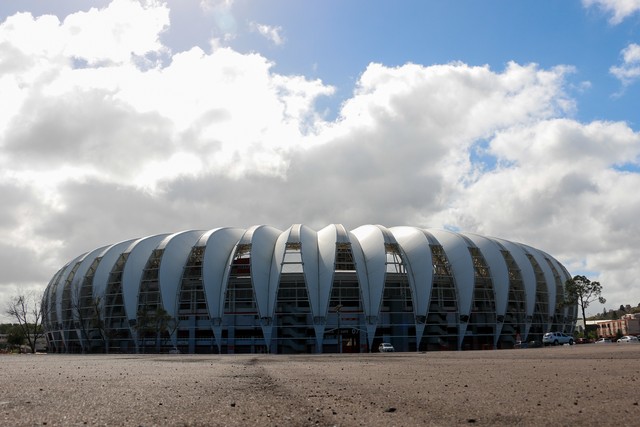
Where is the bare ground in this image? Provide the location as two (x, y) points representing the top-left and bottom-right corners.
(1, 344), (639, 426)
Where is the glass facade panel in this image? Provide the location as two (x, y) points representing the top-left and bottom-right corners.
(104, 253), (134, 353)
(222, 244), (266, 353)
(499, 250), (526, 348)
(373, 244), (415, 352)
(421, 245), (458, 351)
(527, 254), (549, 343)
(461, 247), (496, 350)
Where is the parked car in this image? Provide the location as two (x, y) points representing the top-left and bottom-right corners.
(576, 337), (592, 344)
(542, 332), (574, 346)
(378, 343), (395, 352)
(617, 336), (639, 343)
(595, 338), (612, 344)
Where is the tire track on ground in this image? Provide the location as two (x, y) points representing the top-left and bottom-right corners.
(218, 357), (334, 426)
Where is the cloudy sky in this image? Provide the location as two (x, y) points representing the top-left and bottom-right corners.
(1, 0), (640, 321)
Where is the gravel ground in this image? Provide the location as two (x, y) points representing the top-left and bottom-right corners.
(1, 345), (639, 426)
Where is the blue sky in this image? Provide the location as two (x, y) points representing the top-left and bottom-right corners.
(1, 0), (640, 320)
(2, 1), (638, 123)
(182, 1), (638, 124)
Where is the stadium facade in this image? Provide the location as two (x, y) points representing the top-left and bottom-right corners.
(42, 224), (577, 354)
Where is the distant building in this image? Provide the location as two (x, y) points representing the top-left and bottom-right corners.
(591, 314), (640, 338)
(42, 224), (577, 354)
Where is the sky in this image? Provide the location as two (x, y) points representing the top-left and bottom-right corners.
(1, 0), (640, 322)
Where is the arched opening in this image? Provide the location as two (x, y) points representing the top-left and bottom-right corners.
(421, 244), (458, 351)
(104, 253), (135, 353)
(60, 262), (82, 353)
(325, 242), (366, 353)
(461, 247), (496, 350)
(499, 250), (526, 348)
(527, 254), (549, 343)
(136, 249), (174, 353)
(373, 243), (415, 352)
(274, 242), (315, 353)
(223, 244), (267, 353)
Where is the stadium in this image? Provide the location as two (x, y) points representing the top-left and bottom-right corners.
(42, 224), (577, 354)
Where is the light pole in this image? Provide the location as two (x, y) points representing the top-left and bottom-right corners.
(335, 304), (343, 354)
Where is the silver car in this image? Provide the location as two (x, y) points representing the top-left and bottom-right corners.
(542, 332), (574, 346)
(378, 343), (395, 352)
(617, 335), (639, 343)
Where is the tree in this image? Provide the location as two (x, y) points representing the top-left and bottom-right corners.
(70, 287), (107, 353)
(88, 296), (110, 353)
(564, 275), (606, 324)
(6, 324), (25, 350)
(5, 291), (45, 353)
(134, 307), (176, 353)
(69, 285), (90, 353)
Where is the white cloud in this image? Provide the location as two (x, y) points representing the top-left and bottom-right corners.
(63, 0), (169, 64)
(0, 4), (335, 190)
(250, 22), (285, 46)
(610, 43), (640, 86)
(0, 0), (169, 67)
(583, 0), (640, 24)
(2, 0), (640, 321)
(451, 118), (640, 309)
(327, 61), (573, 143)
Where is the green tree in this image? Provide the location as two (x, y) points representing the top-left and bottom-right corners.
(6, 324), (25, 350)
(72, 288), (109, 353)
(134, 307), (176, 353)
(564, 275), (606, 325)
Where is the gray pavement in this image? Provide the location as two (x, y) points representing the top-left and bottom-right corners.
(1, 344), (639, 426)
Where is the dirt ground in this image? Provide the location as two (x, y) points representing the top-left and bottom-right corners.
(1, 344), (639, 426)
